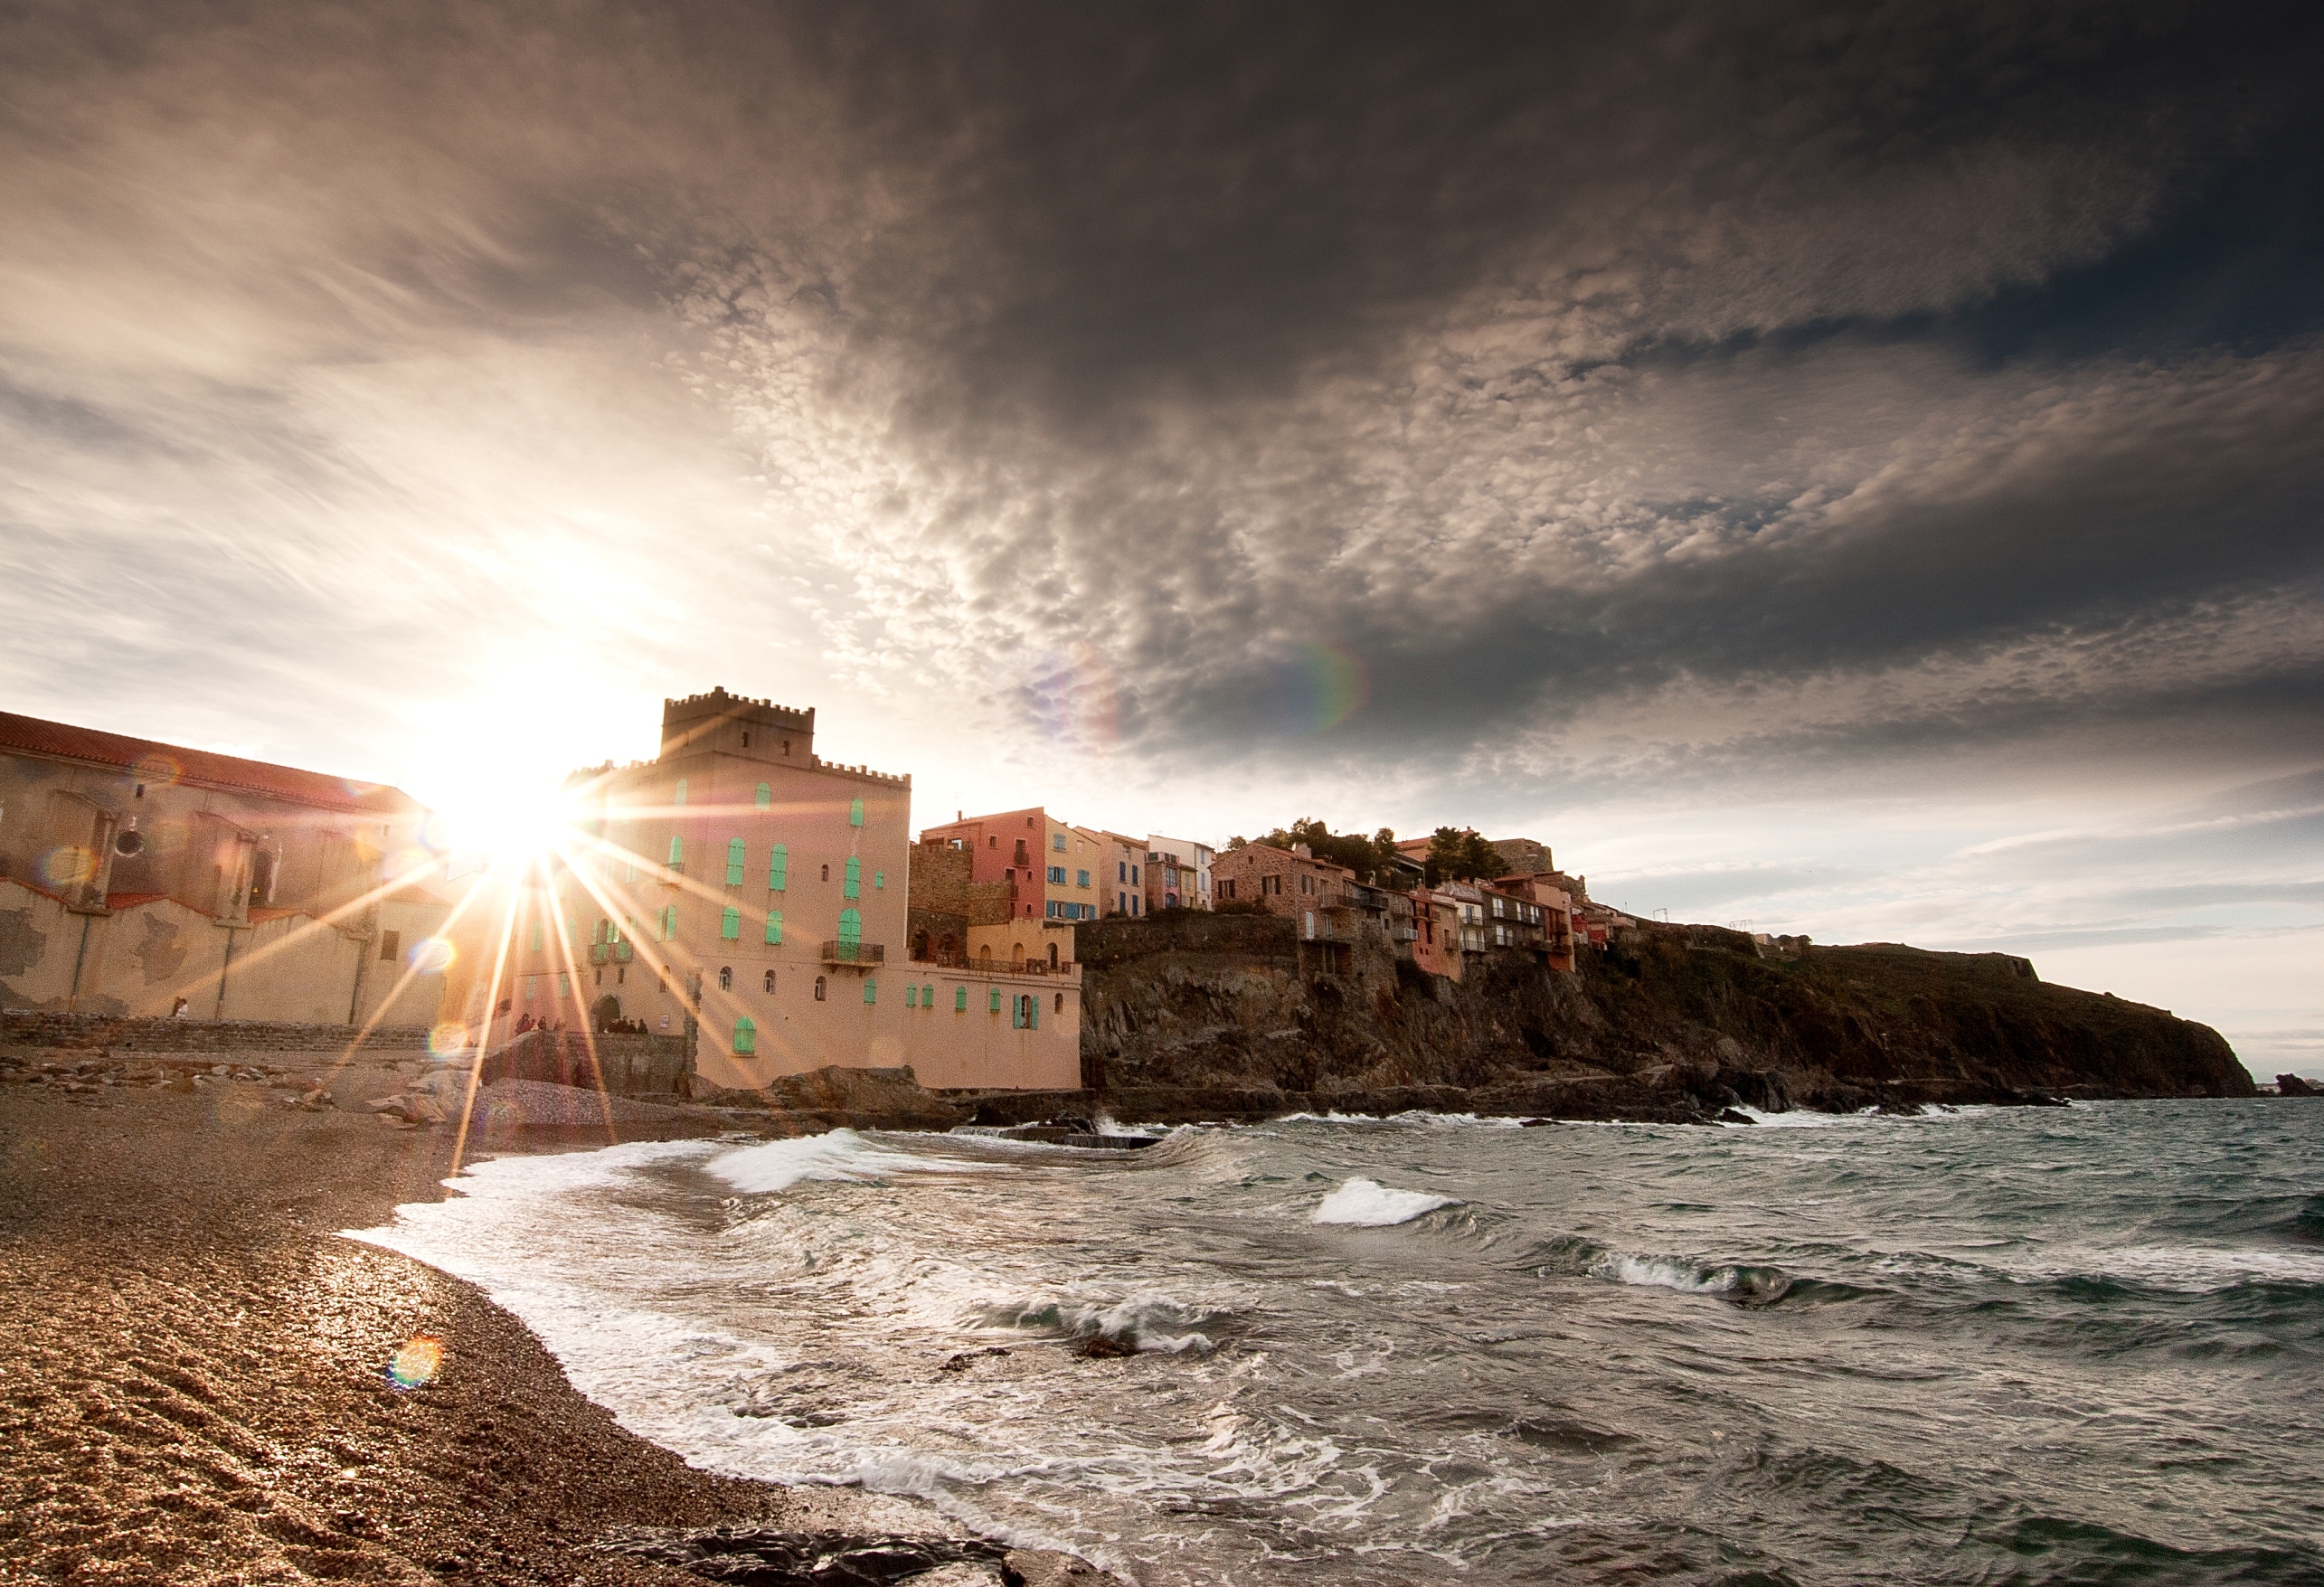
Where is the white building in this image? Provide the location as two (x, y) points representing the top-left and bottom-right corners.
(1144, 836), (1214, 912)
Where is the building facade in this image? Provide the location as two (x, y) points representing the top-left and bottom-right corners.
(0, 710), (451, 1026)
(452, 690), (1081, 1092)
(1143, 835), (1214, 912)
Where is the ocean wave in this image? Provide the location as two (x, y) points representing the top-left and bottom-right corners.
(1588, 1252), (1797, 1305)
(1311, 1177), (1460, 1226)
(978, 1292), (1226, 1355)
(706, 1129), (1005, 1195)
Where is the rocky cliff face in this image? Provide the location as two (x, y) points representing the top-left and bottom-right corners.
(1058, 914), (2252, 1122)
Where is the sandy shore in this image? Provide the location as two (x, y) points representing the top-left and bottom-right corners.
(0, 1048), (1113, 1586)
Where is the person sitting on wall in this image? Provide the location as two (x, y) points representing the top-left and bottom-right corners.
(170, 996), (189, 1018)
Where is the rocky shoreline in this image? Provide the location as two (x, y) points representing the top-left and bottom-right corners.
(0, 1048), (1119, 1587)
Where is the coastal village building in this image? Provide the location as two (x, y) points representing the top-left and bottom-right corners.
(0, 710), (452, 1026)
(450, 691), (1080, 1092)
(1144, 836), (1214, 912)
(1097, 830), (1145, 918)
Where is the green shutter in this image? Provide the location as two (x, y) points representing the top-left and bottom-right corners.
(989, 987), (1003, 1015)
(769, 843), (788, 891)
(660, 905), (676, 940)
(863, 978), (877, 1006)
(667, 834), (685, 868)
(720, 905), (741, 940)
(954, 986), (967, 1012)
(837, 907), (862, 946)
(726, 836), (746, 885)
(528, 921), (543, 951)
(844, 855), (861, 899)
(733, 1016), (756, 1056)
(922, 983), (933, 1006)
(1011, 995), (1024, 1030)
(764, 909), (782, 945)
(874, 871), (884, 890)
(754, 781), (771, 809)
(675, 778), (687, 807)
(848, 797), (864, 827)
(904, 984), (918, 1008)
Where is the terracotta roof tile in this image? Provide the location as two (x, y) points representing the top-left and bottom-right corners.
(0, 710), (418, 816)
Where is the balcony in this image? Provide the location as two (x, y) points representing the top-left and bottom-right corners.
(589, 944), (609, 965)
(820, 939), (885, 967)
(614, 940), (633, 962)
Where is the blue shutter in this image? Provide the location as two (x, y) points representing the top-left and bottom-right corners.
(764, 909), (783, 945)
(769, 843), (788, 891)
(726, 837), (746, 885)
(844, 856), (861, 899)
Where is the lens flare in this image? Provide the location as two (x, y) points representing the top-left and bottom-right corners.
(40, 846), (95, 889)
(408, 937), (457, 976)
(417, 813), (452, 854)
(386, 1335), (443, 1389)
(427, 1021), (469, 1057)
(131, 752), (182, 788)
(1290, 641), (1368, 732)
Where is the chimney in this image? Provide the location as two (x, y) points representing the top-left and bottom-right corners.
(1293, 844), (1313, 859)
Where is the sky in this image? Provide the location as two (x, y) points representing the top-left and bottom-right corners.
(2, 2), (2318, 1077)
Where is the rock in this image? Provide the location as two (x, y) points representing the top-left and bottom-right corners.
(1072, 1332), (1138, 1359)
(1716, 1107), (1756, 1125)
(2278, 1073), (2318, 1097)
(1006, 1548), (1125, 1586)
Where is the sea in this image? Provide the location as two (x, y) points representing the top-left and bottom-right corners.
(349, 1100), (2324, 1585)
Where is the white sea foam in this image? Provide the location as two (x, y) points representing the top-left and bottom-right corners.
(1311, 1177), (1459, 1225)
(706, 1129), (1002, 1194)
(1589, 1252), (1734, 1293)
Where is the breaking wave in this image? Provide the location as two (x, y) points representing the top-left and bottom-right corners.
(1310, 1177), (1460, 1225)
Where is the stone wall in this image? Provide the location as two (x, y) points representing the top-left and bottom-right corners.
(481, 1028), (694, 1098)
(1, 1008), (436, 1053)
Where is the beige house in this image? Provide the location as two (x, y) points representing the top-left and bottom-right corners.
(0, 709), (452, 1027)
(452, 690), (1081, 1092)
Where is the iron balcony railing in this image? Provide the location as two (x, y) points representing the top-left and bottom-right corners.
(820, 939), (885, 966)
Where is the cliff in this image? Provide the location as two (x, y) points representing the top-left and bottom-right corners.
(1036, 913), (2252, 1123)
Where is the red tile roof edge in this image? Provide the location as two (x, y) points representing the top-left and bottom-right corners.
(0, 710), (420, 817)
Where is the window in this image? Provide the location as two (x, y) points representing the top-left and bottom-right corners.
(1055, 991), (1064, 1015)
(1047, 942), (1059, 968)
(528, 921), (543, 951)
(769, 843), (788, 890)
(863, 978), (877, 1006)
(732, 1016), (756, 1055)
(849, 797), (864, 827)
(821, 863), (830, 883)
(558, 972), (570, 997)
(717, 965), (732, 991)
(954, 986), (968, 1012)
(726, 837), (746, 885)
(1047, 865), (1066, 884)
(1117, 861), (1126, 882)
(755, 782), (771, 809)
(844, 855), (862, 899)
(874, 871), (884, 890)
(1131, 864), (1139, 883)
(814, 976), (827, 1001)
(1076, 870), (1089, 888)
(988, 987), (1002, 1014)
(740, 732), (749, 749)
(675, 778), (688, 807)
(667, 834), (685, 870)
(1261, 874), (1280, 896)
(837, 906), (862, 946)
(989, 835), (997, 847)
(762, 969), (776, 992)
(379, 930), (401, 962)
(721, 906), (741, 940)
(660, 905), (677, 940)
(922, 983), (933, 1006)
(905, 984), (917, 1008)
(764, 909), (783, 945)
(1052, 833), (1065, 851)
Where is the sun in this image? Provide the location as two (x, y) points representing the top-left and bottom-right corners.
(423, 763), (585, 874)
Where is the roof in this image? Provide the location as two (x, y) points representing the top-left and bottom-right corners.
(0, 710), (419, 817)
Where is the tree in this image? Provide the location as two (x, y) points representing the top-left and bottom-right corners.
(1250, 817), (1399, 881)
(1426, 827), (1507, 883)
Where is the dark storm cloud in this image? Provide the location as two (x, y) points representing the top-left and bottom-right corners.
(5, 0), (2321, 789)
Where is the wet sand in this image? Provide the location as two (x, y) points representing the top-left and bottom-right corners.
(0, 1050), (1110, 1585)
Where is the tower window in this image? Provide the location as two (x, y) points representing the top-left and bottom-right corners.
(849, 798), (864, 827)
(755, 781), (772, 809)
(717, 965), (732, 991)
(762, 969), (776, 993)
(726, 837), (746, 885)
(721, 906), (741, 940)
(814, 976), (827, 1001)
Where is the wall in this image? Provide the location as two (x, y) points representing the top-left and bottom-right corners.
(1, 1007), (434, 1053)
